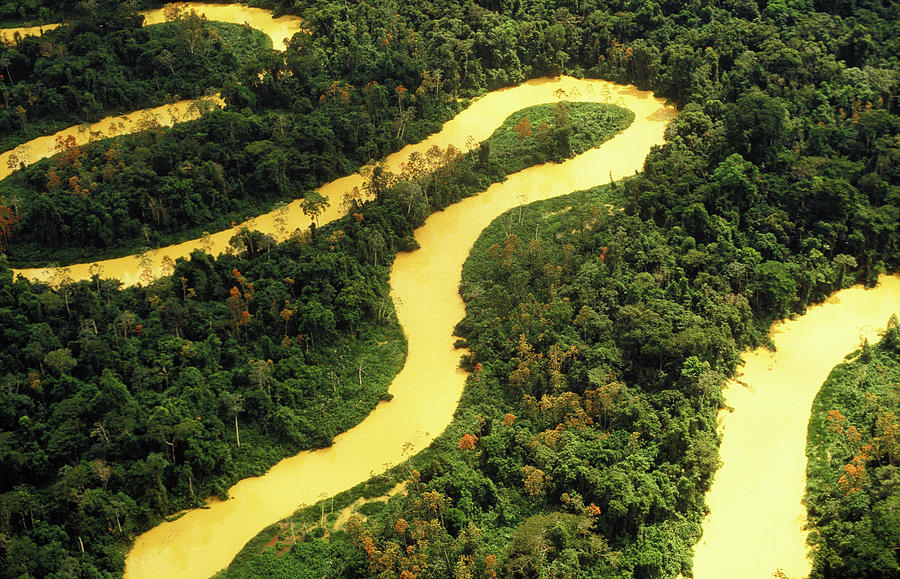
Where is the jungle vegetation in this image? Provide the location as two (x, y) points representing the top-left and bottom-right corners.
(0, 4), (272, 153)
(0, 98), (629, 576)
(0, 0), (898, 576)
(805, 319), (900, 579)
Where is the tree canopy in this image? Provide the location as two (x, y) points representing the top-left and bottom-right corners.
(0, 0), (898, 576)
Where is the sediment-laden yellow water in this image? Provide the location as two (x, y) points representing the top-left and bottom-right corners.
(10, 7), (894, 578)
(692, 275), (900, 579)
(0, 2), (302, 50)
(117, 77), (673, 578)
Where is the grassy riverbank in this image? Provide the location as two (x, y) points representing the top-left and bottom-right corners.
(805, 319), (900, 579)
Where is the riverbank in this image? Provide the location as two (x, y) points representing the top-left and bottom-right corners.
(1, 2), (302, 50)
(692, 275), (900, 579)
(12, 78), (665, 287)
(804, 318), (900, 578)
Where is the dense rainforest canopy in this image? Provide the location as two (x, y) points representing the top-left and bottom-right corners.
(0, 91), (631, 575)
(0, 0), (80, 24)
(0, 0), (898, 576)
(1, 0), (898, 267)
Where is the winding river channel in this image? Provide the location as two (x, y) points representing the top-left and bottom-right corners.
(693, 274), (900, 579)
(0, 2), (301, 50)
(0, 22), (60, 43)
(117, 78), (673, 579)
(0, 1), (302, 214)
(3, 4), (898, 579)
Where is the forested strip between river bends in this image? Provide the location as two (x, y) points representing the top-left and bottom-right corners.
(225, 160), (894, 578)
(1, 0), (894, 267)
(0, 219), (407, 575)
(0, 1), (273, 153)
(0, 0), (899, 577)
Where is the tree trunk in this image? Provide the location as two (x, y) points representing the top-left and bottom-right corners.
(234, 415), (241, 448)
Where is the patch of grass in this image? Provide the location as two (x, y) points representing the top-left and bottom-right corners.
(356, 501), (386, 517)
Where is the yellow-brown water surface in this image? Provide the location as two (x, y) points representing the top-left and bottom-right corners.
(118, 77), (674, 578)
(12, 80), (669, 287)
(139, 2), (303, 51)
(0, 23), (60, 43)
(5, 13), (895, 574)
(0, 97), (225, 183)
(692, 275), (900, 578)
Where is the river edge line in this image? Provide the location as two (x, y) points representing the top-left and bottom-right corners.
(5, 7), (884, 576)
(692, 274), (900, 579)
(1, 2), (303, 50)
(3, 8), (673, 577)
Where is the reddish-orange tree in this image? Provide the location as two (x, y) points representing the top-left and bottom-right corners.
(0, 196), (18, 248)
(457, 433), (478, 451)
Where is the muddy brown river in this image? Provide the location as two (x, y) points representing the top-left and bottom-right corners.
(1, 2), (301, 50)
(692, 275), (900, 578)
(116, 77), (673, 579)
(0, 23), (60, 42)
(4, 5), (898, 579)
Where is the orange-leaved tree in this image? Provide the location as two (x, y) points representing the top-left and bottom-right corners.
(0, 196), (18, 248)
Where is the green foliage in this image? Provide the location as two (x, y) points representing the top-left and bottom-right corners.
(0, 205), (409, 576)
(482, 102), (633, 172)
(449, 185), (731, 576)
(805, 320), (900, 579)
(0, 62), (631, 578)
(1, 0), (900, 576)
(0, 0), (79, 25)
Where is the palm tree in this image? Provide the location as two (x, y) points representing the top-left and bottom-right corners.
(223, 392), (244, 448)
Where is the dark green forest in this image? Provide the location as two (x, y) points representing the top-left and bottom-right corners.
(0, 0), (80, 25)
(0, 0), (898, 577)
(805, 319), (900, 579)
(1, 101), (629, 264)
(3, 0), (898, 269)
(222, 184), (734, 577)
